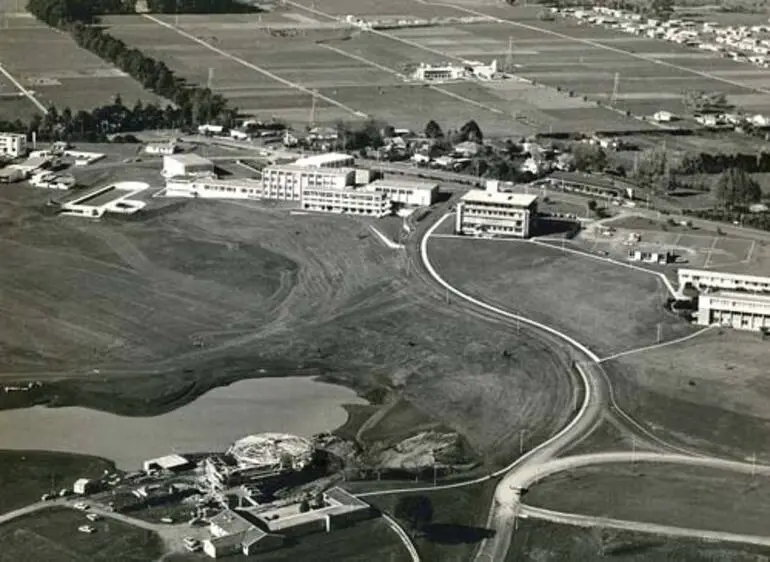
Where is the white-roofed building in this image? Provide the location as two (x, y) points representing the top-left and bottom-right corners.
(162, 153), (215, 178)
(678, 268), (770, 294)
(292, 152), (355, 168)
(142, 454), (191, 473)
(165, 176), (264, 199)
(260, 164), (355, 200)
(455, 183), (538, 238)
(145, 140), (178, 155)
(365, 178), (439, 207)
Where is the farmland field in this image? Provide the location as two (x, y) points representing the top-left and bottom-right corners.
(427, 235), (694, 357)
(0, 6), (165, 119)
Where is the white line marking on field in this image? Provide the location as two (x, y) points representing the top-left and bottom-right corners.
(142, 14), (368, 118)
(598, 324), (717, 363)
(743, 240), (756, 264)
(0, 63), (47, 113)
(369, 225), (404, 249)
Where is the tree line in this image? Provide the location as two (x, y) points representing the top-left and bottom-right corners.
(21, 0), (242, 139)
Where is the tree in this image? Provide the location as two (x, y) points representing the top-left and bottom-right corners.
(458, 119), (483, 143)
(424, 120), (443, 139)
(650, 0), (673, 20)
(394, 496), (433, 534)
(586, 199), (598, 214)
(571, 143), (606, 172)
(712, 168), (762, 208)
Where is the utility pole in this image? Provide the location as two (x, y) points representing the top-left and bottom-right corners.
(309, 89), (317, 127)
(610, 72), (619, 104)
(519, 429), (526, 454)
(207, 67), (214, 89)
(656, 323), (663, 343)
(444, 289), (450, 305)
(504, 36), (514, 73)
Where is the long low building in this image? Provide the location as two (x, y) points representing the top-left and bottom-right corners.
(696, 291), (770, 331)
(366, 178), (439, 207)
(678, 268), (770, 294)
(165, 176), (264, 199)
(302, 186), (391, 217)
(455, 183), (538, 238)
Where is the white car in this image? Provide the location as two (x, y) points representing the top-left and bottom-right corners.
(86, 513), (101, 522)
(160, 517), (174, 524)
(73, 502), (90, 511)
(78, 525), (96, 534)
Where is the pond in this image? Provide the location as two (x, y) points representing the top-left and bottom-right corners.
(0, 377), (365, 469)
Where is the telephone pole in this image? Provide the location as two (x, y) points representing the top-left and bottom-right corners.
(504, 36), (514, 73)
(309, 89), (318, 127)
(610, 72), (619, 104)
(207, 67), (214, 89)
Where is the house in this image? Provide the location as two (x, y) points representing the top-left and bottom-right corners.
(453, 141), (482, 157)
(144, 141), (178, 155)
(73, 478), (98, 495)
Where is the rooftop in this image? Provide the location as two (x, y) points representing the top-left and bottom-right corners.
(368, 178), (439, 191)
(164, 153), (213, 166)
(266, 163), (356, 175)
(705, 291), (770, 303)
(461, 189), (538, 207)
(209, 509), (255, 536)
(144, 454), (189, 469)
(293, 152), (354, 166)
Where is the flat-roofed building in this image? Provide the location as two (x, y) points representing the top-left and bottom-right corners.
(0, 133), (27, 158)
(165, 176), (264, 199)
(678, 268), (770, 294)
(366, 178), (439, 207)
(145, 140), (178, 155)
(456, 183), (537, 238)
(261, 164), (355, 201)
(293, 152), (354, 168)
(696, 291), (770, 331)
(301, 186), (391, 217)
(162, 153), (215, 178)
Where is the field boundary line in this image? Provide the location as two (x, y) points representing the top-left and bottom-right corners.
(0, 63), (47, 113)
(369, 225), (404, 249)
(412, 0), (770, 96)
(530, 238), (678, 297)
(141, 14), (368, 118)
(598, 324), (717, 363)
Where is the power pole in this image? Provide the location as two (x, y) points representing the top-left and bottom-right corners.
(656, 323), (663, 343)
(445, 289), (450, 305)
(207, 67), (214, 89)
(610, 72), (619, 104)
(519, 429), (526, 454)
(309, 89), (317, 127)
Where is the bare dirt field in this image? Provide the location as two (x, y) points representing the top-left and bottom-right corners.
(427, 236), (694, 357)
(605, 328), (770, 462)
(508, 518), (770, 562)
(525, 462), (770, 536)
(0, 13), (165, 118)
(0, 187), (573, 467)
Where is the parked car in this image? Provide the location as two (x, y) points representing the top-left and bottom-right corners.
(40, 493), (55, 501)
(78, 525), (96, 534)
(73, 502), (90, 511)
(86, 513), (101, 522)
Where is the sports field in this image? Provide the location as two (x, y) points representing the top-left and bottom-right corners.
(0, 3), (164, 119)
(427, 235), (695, 357)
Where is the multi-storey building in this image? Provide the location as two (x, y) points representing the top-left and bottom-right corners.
(678, 268), (770, 294)
(301, 186), (391, 217)
(260, 165), (355, 201)
(0, 133), (27, 158)
(696, 291), (770, 331)
(455, 184), (537, 238)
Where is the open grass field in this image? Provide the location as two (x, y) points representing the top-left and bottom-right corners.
(165, 517), (410, 562)
(368, 479), (497, 562)
(0, 8), (165, 119)
(525, 462), (770, 537)
(605, 327), (770, 462)
(507, 518), (770, 562)
(0, 451), (116, 515)
(427, 236), (694, 357)
(0, 507), (163, 562)
(0, 186), (573, 466)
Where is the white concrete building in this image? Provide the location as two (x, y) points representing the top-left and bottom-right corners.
(260, 164), (355, 201)
(696, 291), (770, 331)
(293, 152), (355, 168)
(162, 153), (215, 178)
(455, 183), (537, 238)
(0, 133), (27, 158)
(165, 176), (264, 199)
(365, 178), (439, 207)
(678, 268), (770, 294)
(301, 185), (390, 217)
(145, 141), (178, 155)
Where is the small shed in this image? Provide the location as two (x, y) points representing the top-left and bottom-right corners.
(73, 478), (97, 495)
(142, 454), (191, 473)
